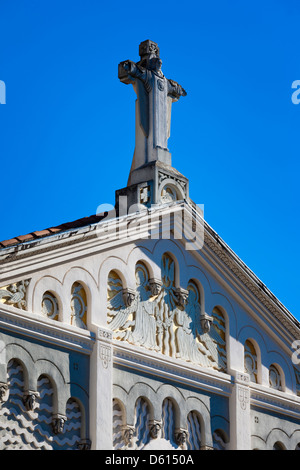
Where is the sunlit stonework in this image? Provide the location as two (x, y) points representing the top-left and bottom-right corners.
(0, 279), (31, 310)
(107, 254), (227, 371)
(244, 340), (258, 382)
(41, 291), (59, 320)
(71, 282), (87, 329)
(0, 39), (299, 451)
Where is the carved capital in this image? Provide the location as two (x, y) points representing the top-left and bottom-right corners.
(149, 278), (162, 296)
(175, 428), (188, 449)
(122, 288), (136, 307)
(52, 414), (67, 434)
(77, 438), (92, 450)
(200, 313), (213, 333)
(98, 327), (113, 342)
(122, 425), (135, 447)
(149, 420), (162, 439)
(235, 371), (250, 384)
(22, 391), (38, 411)
(0, 383), (8, 404)
(174, 287), (189, 307)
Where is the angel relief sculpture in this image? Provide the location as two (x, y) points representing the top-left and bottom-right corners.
(107, 256), (227, 372)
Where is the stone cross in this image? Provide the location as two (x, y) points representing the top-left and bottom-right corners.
(118, 40), (186, 173)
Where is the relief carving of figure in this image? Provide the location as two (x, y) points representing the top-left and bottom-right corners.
(107, 272), (137, 341)
(175, 282), (209, 366)
(130, 264), (157, 350)
(118, 40), (186, 172)
(182, 283), (227, 370)
(154, 254), (178, 357)
(107, 256), (226, 372)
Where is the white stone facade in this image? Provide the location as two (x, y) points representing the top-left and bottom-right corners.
(0, 201), (299, 450)
(0, 39), (299, 451)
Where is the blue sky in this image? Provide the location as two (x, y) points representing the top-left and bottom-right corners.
(0, 0), (299, 318)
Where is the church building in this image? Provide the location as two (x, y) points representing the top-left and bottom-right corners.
(0, 40), (299, 451)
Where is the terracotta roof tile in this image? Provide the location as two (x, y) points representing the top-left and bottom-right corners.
(0, 213), (107, 250)
(32, 229), (52, 237)
(1, 238), (20, 247)
(16, 234), (36, 242)
(48, 227), (63, 234)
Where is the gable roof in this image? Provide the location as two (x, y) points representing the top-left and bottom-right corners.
(0, 213), (107, 249)
(0, 203), (299, 340)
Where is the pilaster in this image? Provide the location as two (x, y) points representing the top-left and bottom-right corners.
(228, 371), (251, 450)
(90, 327), (113, 450)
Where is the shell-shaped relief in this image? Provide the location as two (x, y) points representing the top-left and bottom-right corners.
(107, 255), (227, 372)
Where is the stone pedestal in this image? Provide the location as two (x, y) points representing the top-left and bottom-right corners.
(115, 160), (189, 215)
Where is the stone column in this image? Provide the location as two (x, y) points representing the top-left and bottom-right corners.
(228, 371), (251, 450)
(89, 327), (113, 449)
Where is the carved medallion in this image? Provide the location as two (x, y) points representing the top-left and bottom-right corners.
(41, 291), (59, 320)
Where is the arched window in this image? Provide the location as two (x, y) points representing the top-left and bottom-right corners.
(187, 411), (202, 450)
(70, 282), (87, 329)
(130, 263), (157, 350)
(295, 368), (300, 396)
(65, 398), (82, 448)
(273, 441), (286, 450)
(107, 270), (125, 338)
(36, 376), (81, 450)
(161, 253), (176, 291)
(244, 340), (258, 383)
(162, 398), (176, 447)
(213, 429), (228, 450)
(159, 254), (177, 357)
(0, 366), (81, 450)
(135, 262), (150, 289)
(112, 399), (125, 450)
(269, 364), (282, 391)
(212, 307), (227, 372)
(41, 291), (59, 320)
(134, 397), (150, 448)
(36, 374), (55, 439)
(0, 359), (25, 449)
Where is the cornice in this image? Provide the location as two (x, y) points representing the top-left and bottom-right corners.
(113, 339), (232, 397)
(250, 382), (300, 419)
(0, 303), (95, 354)
(202, 216), (300, 340)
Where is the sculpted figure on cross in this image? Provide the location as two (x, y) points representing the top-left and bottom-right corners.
(118, 40), (186, 172)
